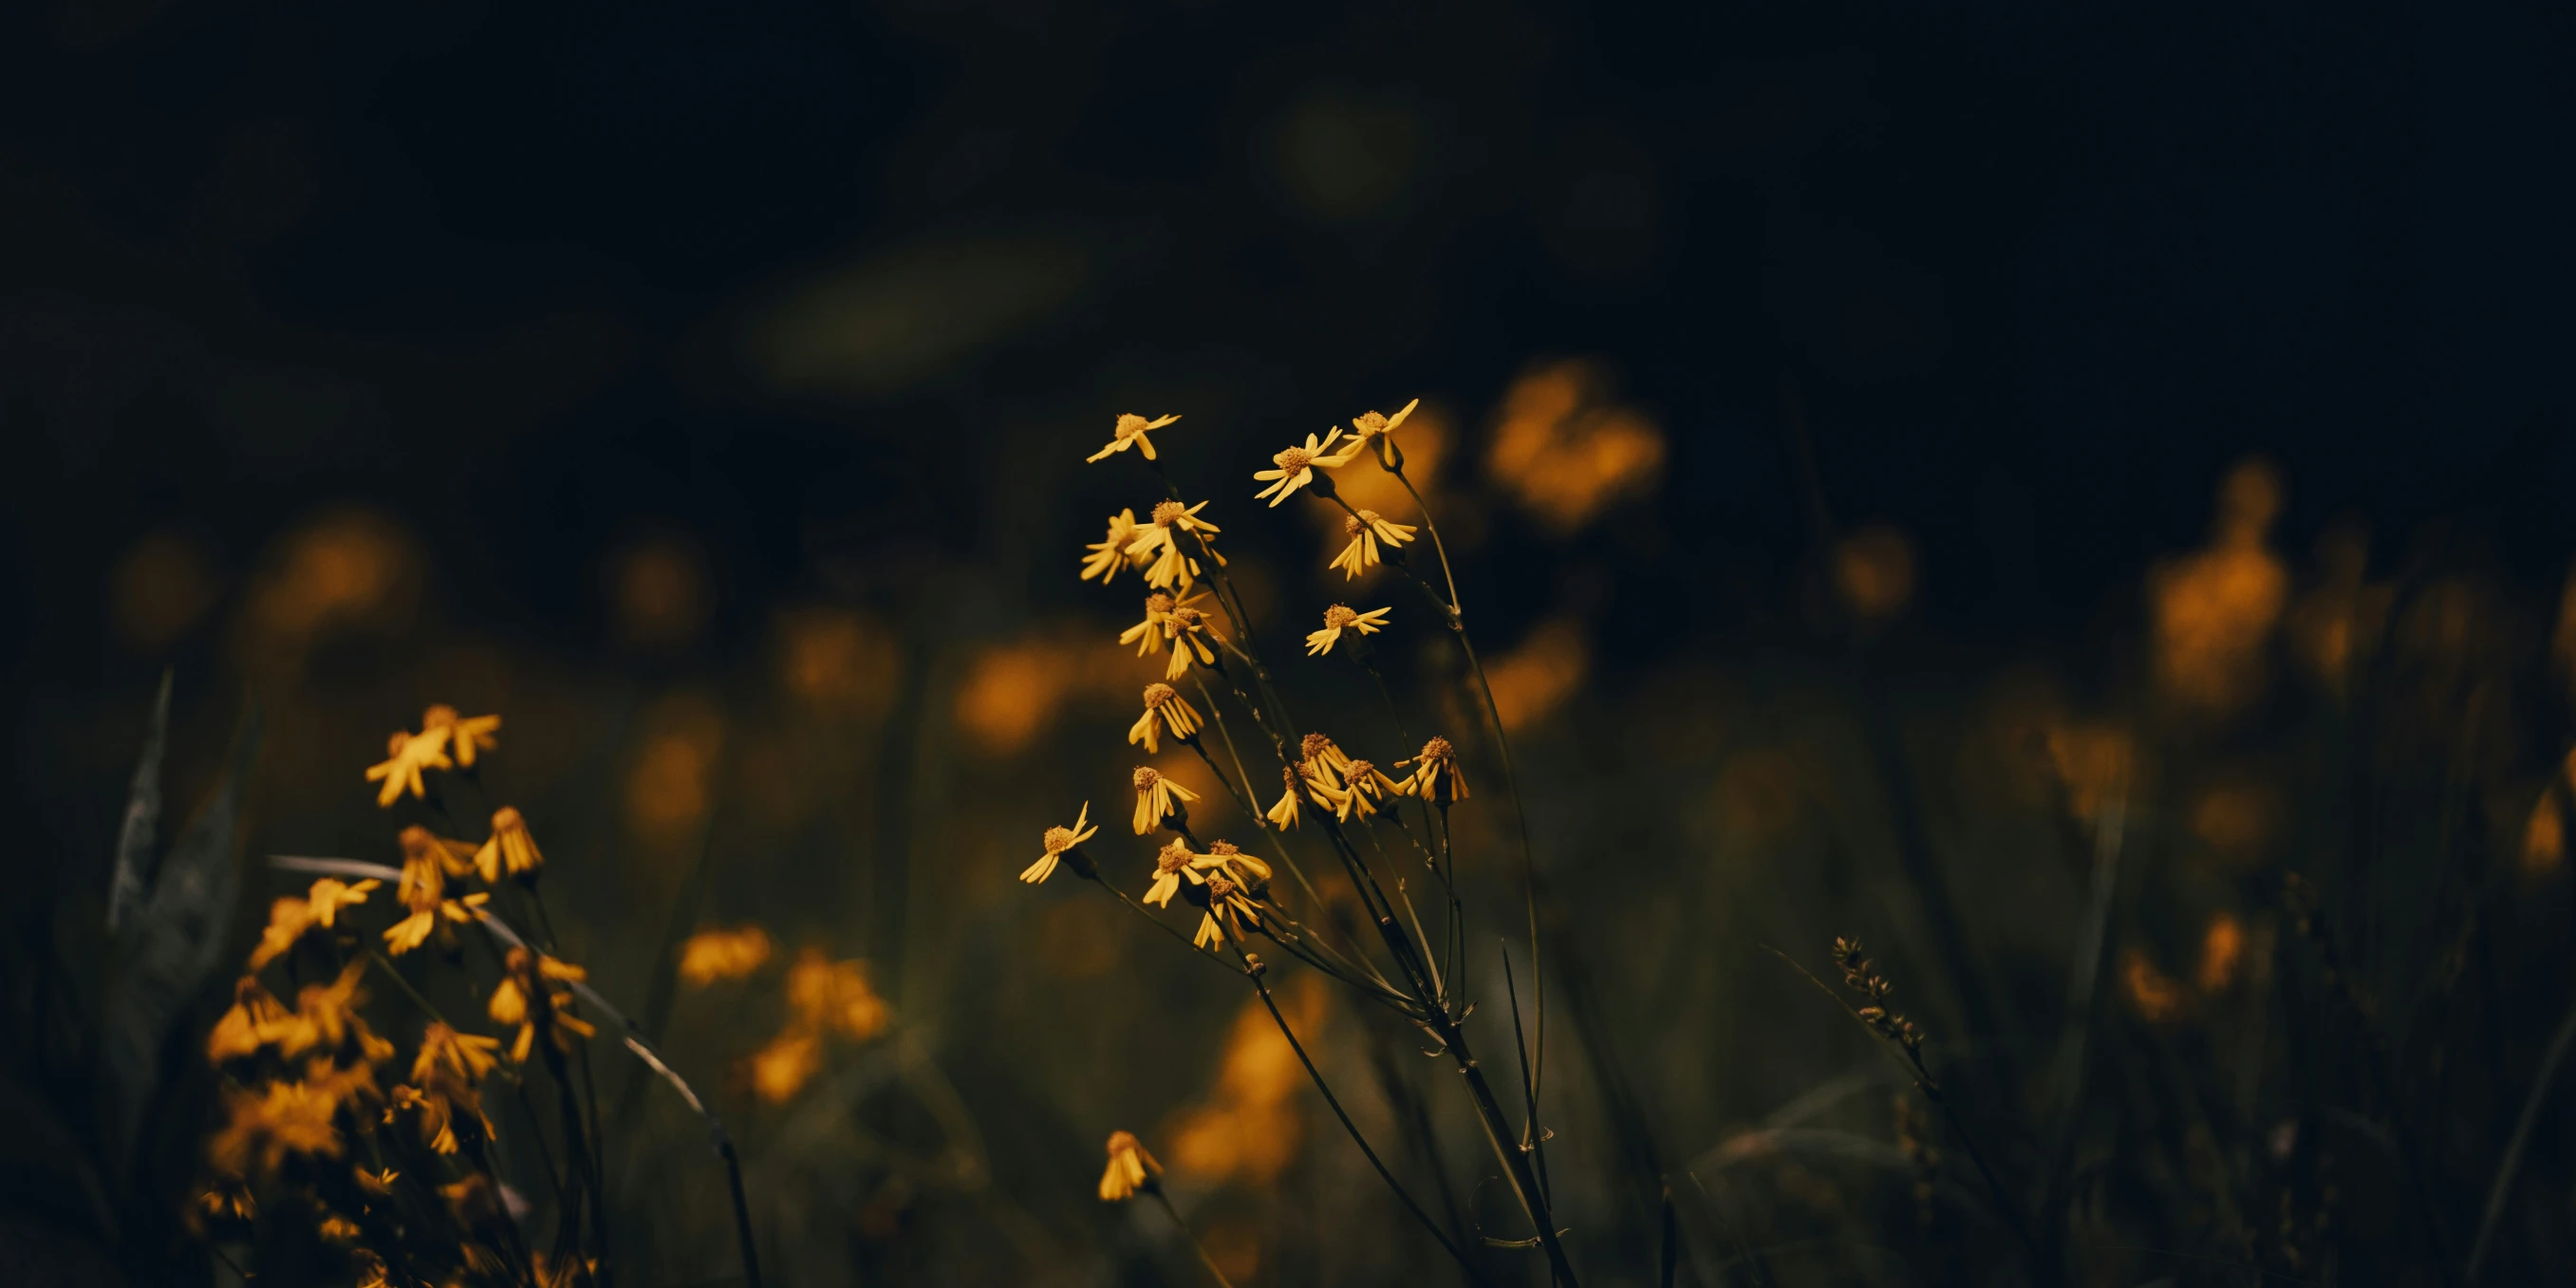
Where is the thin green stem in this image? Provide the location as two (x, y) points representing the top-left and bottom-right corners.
(1148, 1188), (1241, 1288)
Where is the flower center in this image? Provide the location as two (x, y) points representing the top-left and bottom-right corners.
(1169, 607), (1204, 629)
(1156, 841), (1191, 873)
(1353, 411), (1389, 435)
(491, 806), (524, 833)
(1322, 605), (1359, 629)
(1143, 682), (1175, 708)
(1343, 513), (1364, 535)
(1043, 826), (1077, 854)
(1205, 875), (1238, 900)
(1145, 593), (1174, 614)
(1115, 414), (1148, 440)
(1300, 733), (1334, 761)
(1420, 736), (1454, 762)
(1132, 766), (1162, 791)
(1207, 839), (1240, 856)
(1346, 759), (1376, 781)
(1150, 500), (1187, 527)
(1275, 447), (1312, 475)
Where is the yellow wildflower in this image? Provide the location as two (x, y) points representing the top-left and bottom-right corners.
(1265, 764), (1305, 831)
(209, 976), (303, 1063)
(1130, 765), (1199, 834)
(1021, 803), (1100, 885)
(1328, 508), (1418, 579)
(420, 704), (500, 768)
(1397, 735), (1470, 804)
(247, 896), (314, 972)
(387, 1083), (480, 1155)
(207, 1078), (345, 1176)
(306, 876), (380, 929)
(355, 1166), (400, 1196)
(1162, 600), (1221, 681)
(1143, 838), (1198, 907)
(1081, 508), (1147, 584)
(1299, 732), (1355, 783)
(1087, 411), (1181, 463)
(1098, 1129), (1163, 1201)
(1120, 592), (1177, 656)
(1125, 499), (1223, 591)
(412, 1022), (503, 1087)
(317, 1213), (362, 1243)
(364, 728), (451, 808)
(352, 1251), (390, 1288)
(1199, 838), (1272, 886)
(1347, 398), (1420, 470)
(381, 840), (489, 957)
(489, 948), (595, 1063)
(473, 806), (544, 883)
(401, 824), (479, 881)
(1332, 759), (1404, 822)
(1305, 604), (1390, 656)
(1190, 873), (1259, 950)
(748, 1029), (822, 1104)
(678, 924), (775, 985)
(1128, 682), (1204, 755)
(1253, 429), (1359, 507)
(289, 960), (381, 1061)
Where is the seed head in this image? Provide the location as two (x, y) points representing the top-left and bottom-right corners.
(1346, 758), (1376, 781)
(1146, 592), (1174, 614)
(1300, 733), (1334, 761)
(1114, 414), (1149, 440)
(1205, 875), (1239, 900)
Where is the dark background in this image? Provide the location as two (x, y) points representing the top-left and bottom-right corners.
(8, 2), (2576, 1285)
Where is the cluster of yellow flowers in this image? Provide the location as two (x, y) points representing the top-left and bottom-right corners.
(197, 704), (616, 1286)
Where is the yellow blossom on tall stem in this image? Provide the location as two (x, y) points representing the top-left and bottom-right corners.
(1130, 765), (1199, 834)
(1254, 429), (1359, 506)
(1305, 604), (1391, 656)
(1128, 682), (1204, 755)
(209, 976), (302, 1063)
(1162, 601), (1221, 681)
(1086, 412), (1180, 463)
(488, 947), (594, 1064)
(1098, 1130), (1163, 1201)
(1399, 735), (1470, 804)
(1348, 398), (1420, 470)
(1300, 733), (1355, 785)
(473, 807), (544, 883)
(1198, 838), (1272, 886)
(678, 924), (776, 984)
(1120, 592), (1177, 656)
(247, 896), (315, 972)
(1329, 509), (1419, 579)
(305, 876), (380, 929)
(1022, 803), (1100, 885)
(1126, 499), (1223, 591)
(1143, 838), (1198, 907)
(1333, 758), (1404, 822)
(1081, 509), (1147, 584)
(383, 830), (489, 956)
(420, 704), (501, 768)
(364, 728), (452, 808)
(1191, 873), (1260, 949)
(413, 1022), (504, 1087)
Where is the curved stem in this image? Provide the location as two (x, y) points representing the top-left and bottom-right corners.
(2467, 991), (2576, 1279)
(1148, 1188), (1241, 1288)
(1391, 466), (1461, 615)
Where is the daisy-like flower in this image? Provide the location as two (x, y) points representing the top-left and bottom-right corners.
(1191, 873), (1260, 950)
(420, 705), (501, 769)
(489, 947), (595, 1064)
(473, 807), (544, 884)
(1161, 601), (1220, 681)
(1198, 838), (1272, 886)
(1398, 735), (1471, 804)
(306, 877), (380, 929)
(1142, 838), (1198, 907)
(413, 1022), (504, 1088)
(364, 728), (453, 808)
(1127, 682), (1204, 755)
(1348, 398), (1421, 470)
(1129, 765), (1200, 834)
(1328, 509), (1419, 580)
(1253, 429), (1359, 507)
(1300, 732), (1356, 785)
(1125, 499), (1223, 591)
(289, 959), (389, 1061)
(1119, 592), (1177, 656)
(1305, 604), (1391, 656)
(1021, 802), (1100, 885)
(1266, 764), (1305, 830)
(247, 895), (314, 972)
(1080, 509), (1146, 584)
(1098, 1130), (1163, 1202)
(402, 824), (480, 881)
(1086, 412), (1181, 463)
(382, 838), (490, 956)
(209, 976), (301, 1063)
(1333, 758), (1406, 822)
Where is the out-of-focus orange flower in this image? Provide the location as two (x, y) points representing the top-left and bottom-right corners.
(1485, 360), (1664, 532)
(2121, 947), (2190, 1024)
(784, 947), (889, 1041)
(2044, 723), (2133, 827)
(1484, 618), (1589, 732)
(2553, 562), (2576, 700)
(1165, 977), (1323, 1184)
(237, 510), (416, 667)
(1834, 525), (1916, 623)
(956, 639), (1076, 756)
(776, 607), (897, 714)
(2196, 912), (2246, 993)
(2149, 459), (2287, 716)
(610, 534), (709, 653)
(2522, 748), (2576, 877)
(626, 694), (726, 838)
(679, 924), (775, 987)
(2192, 781), (2277, 867)
(748, 1031), (823, 1104)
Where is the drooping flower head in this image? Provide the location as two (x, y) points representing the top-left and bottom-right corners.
(1161, 601), (1220, 681)
(1348, 398), (1421, 470)
(1329, 508), (1419, 580)
(1021, 802), (1100, 885)
(1143, 838), (1197, 907)
(1081, 509), (1147, 585)
(1254, 430), (1359, 507)
(1129, 765), (1200, 835)
(1127, 682), (1204, 755)
(364, 728), (453, 808)
(420, 704), (501, 768)
(1399, 735), (1471, 804)
(1098, 1130), (1163, 1201)
(1305, 604), (1391, 656)
(1120, 592), (1178, 656)
(1125, 499), (1223, 590)
(473, 806), (544, 884)
(1086, 412), (1181, 463)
